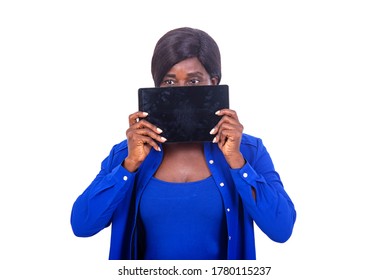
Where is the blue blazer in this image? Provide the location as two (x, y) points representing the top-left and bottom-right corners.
(71, 134), (296, 259)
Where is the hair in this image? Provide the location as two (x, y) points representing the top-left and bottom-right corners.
(151, 27), (222, 87)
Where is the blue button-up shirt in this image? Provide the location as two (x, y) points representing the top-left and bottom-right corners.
(71, 133), (296, 259)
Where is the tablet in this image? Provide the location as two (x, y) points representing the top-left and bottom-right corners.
(138, 85), (229, 142)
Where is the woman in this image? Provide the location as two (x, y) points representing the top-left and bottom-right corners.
(71, 27), (296, 260)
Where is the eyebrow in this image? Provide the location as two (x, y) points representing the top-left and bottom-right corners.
(164, 71), (205, 78)
(187, 71), (205, 77)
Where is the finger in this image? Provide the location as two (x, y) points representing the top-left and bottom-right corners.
(219, 121), (244, 134)
(127, 127), (167, 143)
(216, 109), (239, 121)
(219, 128), (241, 143)
(128, 132), (160, 152)
(213, 122), (243, 145)
(129, 111), (149, 126)
(211, 114), (243, 136)
(137, 134), (162, 152)
(129, 118), (164, 136)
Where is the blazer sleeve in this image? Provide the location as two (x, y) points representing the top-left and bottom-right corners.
(230, 138), (297, 242)
(70, 145), (135, 237)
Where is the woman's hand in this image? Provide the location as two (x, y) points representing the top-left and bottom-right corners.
(210, 109), (245, 169)
(123, 111), (167, 172)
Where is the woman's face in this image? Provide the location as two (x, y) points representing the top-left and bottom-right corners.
(160, 57), (218, 87)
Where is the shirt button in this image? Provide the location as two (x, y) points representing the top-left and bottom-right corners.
(243, 172), (248, 178)
(209, 160), (214, 164)
(123, 176), (128, 181)
(227, 208), (230, 212)
(228, 236), (232, 240)
(219, 182), (225, 187)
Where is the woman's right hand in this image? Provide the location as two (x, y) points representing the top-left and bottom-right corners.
(123, 111), (167, 172)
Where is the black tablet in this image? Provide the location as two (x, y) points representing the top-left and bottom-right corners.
(138, 85), (229, 142)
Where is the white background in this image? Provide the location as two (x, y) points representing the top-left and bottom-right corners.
(1, 1), (388, 279)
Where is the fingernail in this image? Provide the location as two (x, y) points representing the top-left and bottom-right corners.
(143, 112), (149, 116)
(157, 127), (163, 133)
(157, 146), (161, 152)
(161, 137), (167, 142)
(209, 128), (215, 134)
(212, 137), (217, 143)
(215, 110), (220, 115)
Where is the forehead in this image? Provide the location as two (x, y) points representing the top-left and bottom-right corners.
(166, 57), (208, 75)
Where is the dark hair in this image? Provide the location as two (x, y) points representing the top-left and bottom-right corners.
(151, 27), (221, 86)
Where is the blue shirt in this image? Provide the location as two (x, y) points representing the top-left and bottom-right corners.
(71, 133), (296, 260)
(139, 176), (227, 260)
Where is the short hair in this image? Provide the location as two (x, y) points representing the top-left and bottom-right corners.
(151, 27), (222, 86)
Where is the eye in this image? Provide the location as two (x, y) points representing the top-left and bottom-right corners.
(188, 79), (200, 85)
(162, 79), (175, 86)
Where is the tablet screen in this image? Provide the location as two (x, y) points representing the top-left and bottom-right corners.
(138, 85), (229, 142)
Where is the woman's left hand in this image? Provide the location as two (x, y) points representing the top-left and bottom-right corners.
(210, 109), (245, 169)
